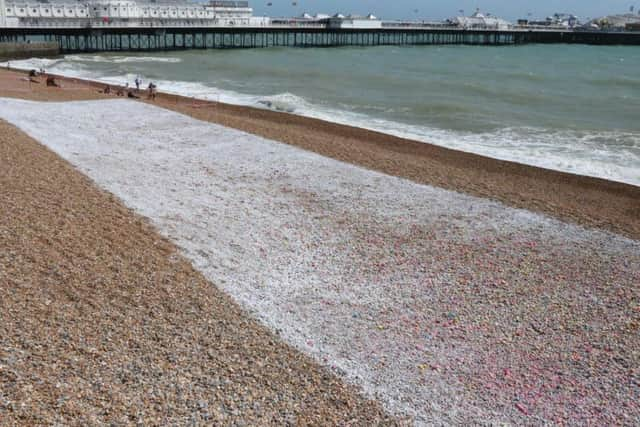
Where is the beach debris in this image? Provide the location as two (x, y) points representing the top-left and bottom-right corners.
(46, 76), (59, 87)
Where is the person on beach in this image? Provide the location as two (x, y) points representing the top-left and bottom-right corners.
(102, 85), (111, 94)
(135, 76), (141, 91)
(147, 82), (156, 100)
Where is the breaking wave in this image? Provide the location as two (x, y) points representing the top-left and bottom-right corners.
(3, 54), (639, 187)
(65, 55), (182, 64)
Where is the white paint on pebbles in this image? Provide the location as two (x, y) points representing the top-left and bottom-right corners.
(1, 98), (638, 425)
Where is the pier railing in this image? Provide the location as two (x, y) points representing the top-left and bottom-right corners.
(1, 26), (639, 52)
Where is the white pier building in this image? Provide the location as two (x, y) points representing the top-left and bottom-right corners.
(0, 0), (269, 28)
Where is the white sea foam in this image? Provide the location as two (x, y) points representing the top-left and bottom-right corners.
(64, 54), (182, 63)
(2, 56), (638, 186)
(1, 56), (65, 70)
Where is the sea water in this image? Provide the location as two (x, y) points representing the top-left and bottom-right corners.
(6, 44), (640, 186)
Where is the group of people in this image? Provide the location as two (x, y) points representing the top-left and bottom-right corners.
(26, 68), (59, 87)
(135, 76), (157, 99)
(19, 67), (157, 95)
(101, 76), (157, 100)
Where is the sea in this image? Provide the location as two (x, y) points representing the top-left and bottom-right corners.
(6, 44), (640, 186)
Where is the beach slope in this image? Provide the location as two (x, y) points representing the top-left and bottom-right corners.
(1, 97), (638, 424)
(1, 68), (638, 240)
(0, 117), (396, 425)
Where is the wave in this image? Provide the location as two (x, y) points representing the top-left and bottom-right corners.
(257, 92), (313, 113)
(3, 57), (639, 187)
(64, 55), (182, 64)
(1, 56), (65, 69)
(150, 80), (640, 186)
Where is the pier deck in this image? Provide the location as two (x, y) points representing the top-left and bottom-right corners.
(1, 26), (639, 52)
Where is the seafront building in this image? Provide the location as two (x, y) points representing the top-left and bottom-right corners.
(0, 1), (510, 30)
(0, 0), (394, 30)
(449, 10), (511, 30)
(586, 13), (640, 30)
(0, 0), (268, 28)
(522, 13), (580, 29)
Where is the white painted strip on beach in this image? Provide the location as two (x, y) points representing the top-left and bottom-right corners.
(1, 98), (638, 425)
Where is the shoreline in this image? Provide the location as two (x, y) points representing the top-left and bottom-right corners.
(4, 60), (639, 186)
(1, 67), (639, 240)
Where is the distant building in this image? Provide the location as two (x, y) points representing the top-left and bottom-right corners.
(450, 10), (511, 30)
(0, 0), (270, 28)
(270, 12), (328, 27)
(527, 13), (579, 28)
(326, 13), (381, 29)
(587, 13), (640, 30)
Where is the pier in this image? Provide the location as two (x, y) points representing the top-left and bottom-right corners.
(0, 0), (639, 52)
(1, 27), (640, 52)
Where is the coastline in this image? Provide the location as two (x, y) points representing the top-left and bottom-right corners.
(1, 68), (639, 424)
(1, 67), (638, 240)
(2, 96), (638, 424)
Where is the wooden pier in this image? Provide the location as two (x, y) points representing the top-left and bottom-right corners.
(1, 27), (639, 52)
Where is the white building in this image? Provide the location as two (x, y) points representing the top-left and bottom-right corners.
(0, 0), (270, 28)
(327, 14), (381, 29)
(587, 13), (640, 30)
(451, 10), (511, 30)
(526, 13), (580, 28)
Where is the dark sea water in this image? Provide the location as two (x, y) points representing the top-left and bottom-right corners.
(8, 44), (640, 185)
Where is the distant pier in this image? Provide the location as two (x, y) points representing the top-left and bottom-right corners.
(1, 27), (639, 52)
(0, 0), (638, 52)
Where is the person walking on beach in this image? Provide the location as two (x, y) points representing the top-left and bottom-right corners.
(147, 82), (156, 100)
(135, 76), (141, 91)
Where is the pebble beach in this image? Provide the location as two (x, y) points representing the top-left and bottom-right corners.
(1, 70), (639, 425)
(0, 117), (398, 425)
